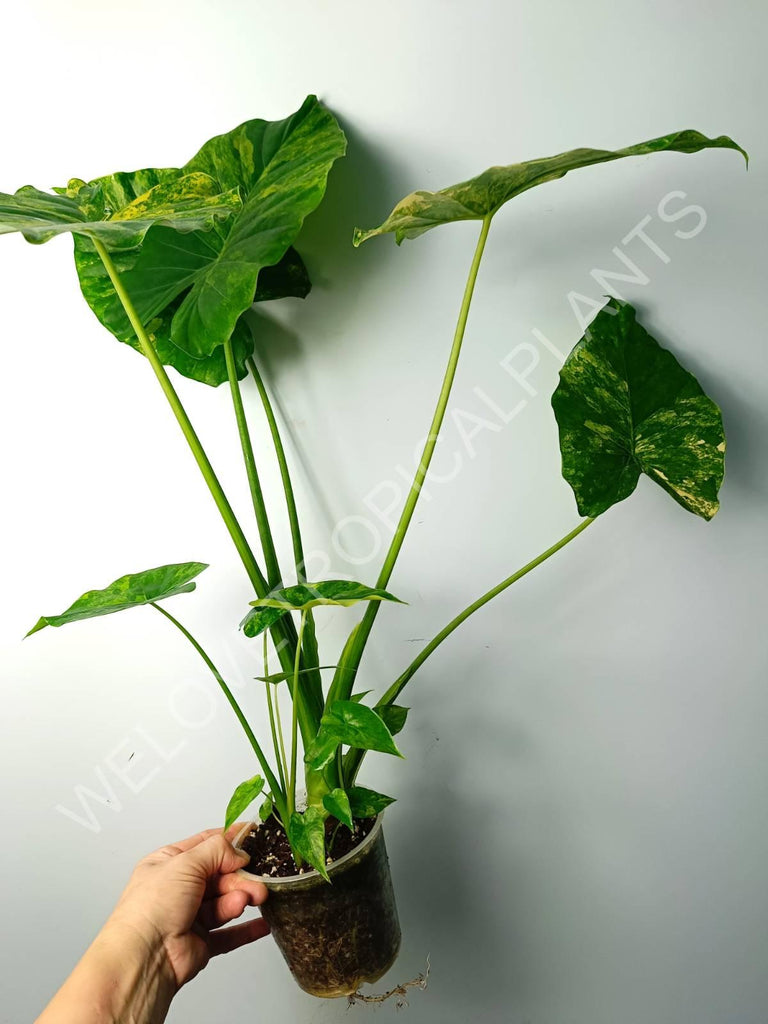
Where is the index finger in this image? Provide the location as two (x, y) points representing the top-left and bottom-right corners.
(168, 822), (246, 854)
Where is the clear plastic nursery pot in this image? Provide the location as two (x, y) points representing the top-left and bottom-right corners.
(234, 814), (401, 998)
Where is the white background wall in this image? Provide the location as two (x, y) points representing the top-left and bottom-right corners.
(1, 2), (765, 1022)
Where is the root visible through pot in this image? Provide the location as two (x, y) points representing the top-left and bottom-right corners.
(347, 957), (430, 1009)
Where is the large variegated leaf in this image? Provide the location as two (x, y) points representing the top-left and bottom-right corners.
(112, 95), (345, 360)
(551, 299), (725, 520)
(0, 173), (239, 247)
(26, 562), (208, 636)
(70, 96), (340, 382)
(354, 130), (746, 244)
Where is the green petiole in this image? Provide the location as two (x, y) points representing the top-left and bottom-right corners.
(326, 214), (494, 708)
(150, 602), (286, 821)
(343, 518), (595, 784)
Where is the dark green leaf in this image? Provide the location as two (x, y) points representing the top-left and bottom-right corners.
(377, 704), (409, 736)
(224, 774), (265, 832)
(289, 807), (329, 881)
(26, 562), (208, 637)
(551, 298), (725, 520)
(305, 700), (404, 771)
(253, 246), (311, 302)
(347, 786), (395, 818)
(349, 690), (373, 703)
(0, 172), (239, 247)
(323, 788), (353, 830)
(354, 129), (746, 244)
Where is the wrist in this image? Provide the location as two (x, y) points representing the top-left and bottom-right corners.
(37, 916), (176, 1024)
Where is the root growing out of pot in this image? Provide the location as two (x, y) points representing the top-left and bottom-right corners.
(347, 956), (430, 1009)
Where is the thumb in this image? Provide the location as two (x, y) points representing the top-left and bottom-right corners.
(180, 833), (251, 878)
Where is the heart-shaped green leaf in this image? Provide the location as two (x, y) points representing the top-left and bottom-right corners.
(304, 700), (404, 771)
(289, 807), (330, 881)
(551, 298), (725, 520)
(354, 129), (746, 245)
(323, 788), (353, 831)
(347, 786), (395, 819)
(0, 172), (239, 248)
(224, 774), (265, 832)
(26, 562), (208, 637)
(242, 581), (404, 639)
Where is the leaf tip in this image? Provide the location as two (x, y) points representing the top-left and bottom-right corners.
(24, 617), (48, 639)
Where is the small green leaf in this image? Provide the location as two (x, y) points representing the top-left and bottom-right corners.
(258, 795), (274, 823)
(323, 788), (353, 830)
(354, 129), (746, 245)
(305, 700), (404, 771)
(251, 580), (405, 613)
(26, 562), (208, 637)
(256, 665), (337, 685)
(240, 603), (291, 640)
(243, 581), (403, 640)
(377, 704), (409, 736)
(224, 774), (265, 832)
(289, 807), (330, 881)
(349, 690), (373, 703)
(0, 173), (239, 248)
(551, 298), (725, 520)
(347, 786), (396, 819)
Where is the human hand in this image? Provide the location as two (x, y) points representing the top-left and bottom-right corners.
(37, 824), (268, 1024)
(107, 824), (269, 989)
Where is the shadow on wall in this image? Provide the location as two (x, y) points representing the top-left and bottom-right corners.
(252, 113), (416, 369)
(380, 704), (543, 1020)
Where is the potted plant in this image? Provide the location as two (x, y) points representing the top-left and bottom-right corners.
(0, 95), (746, 998)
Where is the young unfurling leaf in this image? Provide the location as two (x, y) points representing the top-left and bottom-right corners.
(224, 774), (265, 832)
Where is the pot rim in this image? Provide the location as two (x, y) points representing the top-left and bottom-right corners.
(233, 811), (384, 886)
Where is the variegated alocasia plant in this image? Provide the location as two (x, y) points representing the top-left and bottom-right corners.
(1, 105), (746, 878)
